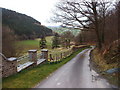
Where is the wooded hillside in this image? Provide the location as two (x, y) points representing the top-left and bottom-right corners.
(2, 8), (53, 40)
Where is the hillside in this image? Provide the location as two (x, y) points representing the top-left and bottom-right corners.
(2, 8), (53, 40)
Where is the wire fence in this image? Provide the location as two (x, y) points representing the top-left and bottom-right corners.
(48, 48), (73, 64)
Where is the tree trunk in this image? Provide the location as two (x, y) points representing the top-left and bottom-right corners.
(118, 2), (120, 40)
(101, 16), (105, 44)
(93, 3), (102, 49)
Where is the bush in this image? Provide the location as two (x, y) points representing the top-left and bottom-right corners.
(2, 25), (17, 57)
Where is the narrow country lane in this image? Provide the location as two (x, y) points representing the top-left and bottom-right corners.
(35, 48), (113, 88)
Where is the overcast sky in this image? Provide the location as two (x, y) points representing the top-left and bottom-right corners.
(0, 0), (60, 26)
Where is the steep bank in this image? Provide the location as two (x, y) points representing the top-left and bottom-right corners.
(90, 47), (119, 87)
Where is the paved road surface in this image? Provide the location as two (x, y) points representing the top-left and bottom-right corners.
(35, 48), (113, 88)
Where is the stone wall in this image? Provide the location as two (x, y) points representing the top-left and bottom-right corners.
(2, 57), (17, 77)
(2, 49), (49, 77)
(41, 49), (48, 61)
(28, 50), (37, 65)
(72, 45), (90, 51)
(1, 48), (73, 77)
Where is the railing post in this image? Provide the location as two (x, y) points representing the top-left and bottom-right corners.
(2, 57), (17, 77)
(63, 52), (65, 57)
(65, 52), (67, 57)
(41, 49), (48, 62)
(28, 50), (37, 65)
(58, 54), (60, 62)
(67, 51), (69, 56)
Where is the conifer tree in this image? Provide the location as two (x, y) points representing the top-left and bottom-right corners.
(39, 35), (47, 49)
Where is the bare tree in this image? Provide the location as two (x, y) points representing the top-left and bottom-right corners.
(116, 1), (120, 40)
(2, 25), (17, 57)
(98, 0), (112, 44)
(52, 0), (112, 49)
(74, 32), (83, 45)
(60, 31), (74, 48)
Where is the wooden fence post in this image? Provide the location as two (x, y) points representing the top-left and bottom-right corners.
(49, 54), (53, 61)
(67, 51), (68, 56)
(58, 54), (60, 62)
(65, 52), (67, 57)
(55, 54), (57, 61)
(53, 55), (55, 61)
(61, 53), (62, 59)
(63, 52), (65, 58)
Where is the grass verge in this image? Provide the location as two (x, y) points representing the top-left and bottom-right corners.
(2, 48), (88, 88)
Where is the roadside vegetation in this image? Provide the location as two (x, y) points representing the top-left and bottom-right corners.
(91, 47), (119, 87)
(2, 25), (17, 57)
(2, 48), (88, 88)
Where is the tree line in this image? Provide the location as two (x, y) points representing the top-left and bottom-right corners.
(39, 31), (75, 49)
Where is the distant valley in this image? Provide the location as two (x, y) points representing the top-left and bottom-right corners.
(47, 26), (81, 36)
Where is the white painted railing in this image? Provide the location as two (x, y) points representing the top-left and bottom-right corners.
(17, 54), (30, 65)
(37, 53), (46, 65)
(17, 54), (34, 72)
(37, 53), (44, 59)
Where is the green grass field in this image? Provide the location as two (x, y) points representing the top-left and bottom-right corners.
(17, 40), (39, 46)
(16, 36), (72, 57)
(2, 48), (87, 88)
(16, 36), (53, 56)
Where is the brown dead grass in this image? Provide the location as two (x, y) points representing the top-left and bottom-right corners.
(92, 48), (118, 72)
(92, 48), (119, 87)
